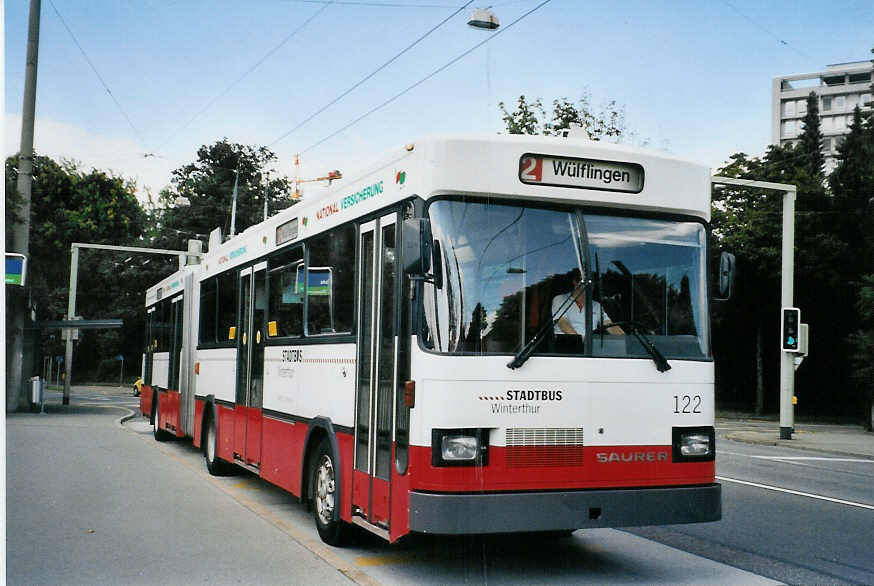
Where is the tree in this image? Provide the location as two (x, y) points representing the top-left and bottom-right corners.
(5, 154), (148, 381)
(711, 136), (857, 418)
(498, 95), (543, 135)
(830, 106), (874, 278)
(155, 139), (293, 250)
(499, 93), (625, 139)
(797, 91), (825, 177)
(711, 150), (785, 413)
(849, 275), (874, 430)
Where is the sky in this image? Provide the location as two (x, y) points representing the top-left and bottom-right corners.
(4, 0), (873, 203)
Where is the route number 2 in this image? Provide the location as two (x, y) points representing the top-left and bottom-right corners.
(673, 395), (701, 414)
(520, 156), (543, 182)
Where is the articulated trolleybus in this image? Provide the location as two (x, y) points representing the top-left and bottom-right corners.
(141, 133), (723, 545)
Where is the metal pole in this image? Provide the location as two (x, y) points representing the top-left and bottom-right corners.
(60, 242), (200, 403)
(8, 0), (41, 412)
(63, 246), (79, 405)
(779, 189), (796, 439)
(712, 177), (798, 440)
(230, 167), (239, 237)
(263, 174), (269, 221)
(120, 356), (124, 386)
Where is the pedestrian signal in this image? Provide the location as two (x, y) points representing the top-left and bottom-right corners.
(781, 307), (801, 352)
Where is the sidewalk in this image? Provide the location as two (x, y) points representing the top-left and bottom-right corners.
(44, 383), (132, 395)
(717, 414), (874, 459)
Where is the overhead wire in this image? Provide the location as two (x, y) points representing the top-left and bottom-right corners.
(155, 1), (335, 153)
(300, 0), (554, 154)
(270, 0), (476, 147)
(720, 1), (810, 59)
(48, 0), (149, 153)
(281, 0), (458, 6)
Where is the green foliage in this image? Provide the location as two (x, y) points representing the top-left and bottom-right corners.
(498, 95), (543, 135)
(797, 92), (825, 177)
(849, 275), (874, 429)
(5, 153), (147, 378)
(713, 54), (874, 420)
(155, 138), (293, 249)
(498, 94), (624, 139)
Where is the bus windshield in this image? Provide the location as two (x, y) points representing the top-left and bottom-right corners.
(422, 198), (710, 360)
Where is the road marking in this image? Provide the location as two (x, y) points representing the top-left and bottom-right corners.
(749, 456), (873, 463)
(716, 476), (874, 511)
(720, 451), (873, 464)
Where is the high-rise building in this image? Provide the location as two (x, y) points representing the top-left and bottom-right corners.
(772, 61), (872, 173)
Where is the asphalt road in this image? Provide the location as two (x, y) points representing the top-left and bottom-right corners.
(9, 389), (872, 584)
(628, 432), (874, 585)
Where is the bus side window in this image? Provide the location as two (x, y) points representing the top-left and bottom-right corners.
(306, 225), (355, 336)
(199, 276), (218, 345)
(217, 270), (238, 342)
(268, 246), (304, 338)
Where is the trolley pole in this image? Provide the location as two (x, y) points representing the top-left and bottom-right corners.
(712, 177), (797, 439)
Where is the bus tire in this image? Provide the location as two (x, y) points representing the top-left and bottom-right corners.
(204, 412), (232, 476)
(152, 396), (170, 442)
(311, 437), (346, 546)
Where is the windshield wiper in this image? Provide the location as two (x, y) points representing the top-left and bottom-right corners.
(608, 261), (671, 373)
(629, 324), (671, 373)
(507, 280), (584, 370)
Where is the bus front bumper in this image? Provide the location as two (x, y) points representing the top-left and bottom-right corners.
(409, 483), (721, 534)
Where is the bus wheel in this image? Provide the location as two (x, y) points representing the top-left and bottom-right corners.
(204, 414), (232, 476)
(311, 438), (346, 546)
(152, 397), (170, 442)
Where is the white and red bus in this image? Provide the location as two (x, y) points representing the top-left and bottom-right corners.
(141, 133), (726, 545)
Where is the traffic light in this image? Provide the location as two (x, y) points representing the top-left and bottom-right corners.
(781, 307), (801, 352)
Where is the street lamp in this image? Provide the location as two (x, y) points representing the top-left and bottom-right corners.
(467, 7), (499, 30)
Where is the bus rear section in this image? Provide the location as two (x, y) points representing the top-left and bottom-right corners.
(141, 268), (198, 441)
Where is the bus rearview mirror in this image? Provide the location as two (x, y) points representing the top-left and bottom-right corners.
(402, 218), (432, 277)
(716, 252), (735, 300)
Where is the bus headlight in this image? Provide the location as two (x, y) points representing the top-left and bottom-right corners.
(443, 435), (478, 460)
(432, 429), (489, 467)
(672, 426), (715, 462)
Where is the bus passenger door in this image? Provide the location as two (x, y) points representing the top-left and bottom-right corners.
(169, 295), (183, 391)
(353, 214), (397, 529)
(142, 306), (155, 415)
(234, 264), (267, 468)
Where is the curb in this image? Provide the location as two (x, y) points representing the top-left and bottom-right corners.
(723, 431), (874, 461)
(115, 407), (138, 429)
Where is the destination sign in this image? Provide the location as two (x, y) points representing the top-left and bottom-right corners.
(519, 154), (644, 193)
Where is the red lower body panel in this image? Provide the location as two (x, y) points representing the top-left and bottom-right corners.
(337, 432), (354, 523)
(260, 417), (309, 496)
(389, 445), (411, 543)
(408, 445), (715, 492)
(216, 405), (236, 462)
(139, 386), (154, 417)
(193, 398), (204, 448)
(164, 390), (183, 437)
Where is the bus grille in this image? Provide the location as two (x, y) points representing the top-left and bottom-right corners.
(505, 428), (584, 468)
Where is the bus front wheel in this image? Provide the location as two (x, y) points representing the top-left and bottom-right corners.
(311, 437), (346, 546)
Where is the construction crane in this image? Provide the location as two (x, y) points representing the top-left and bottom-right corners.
(292, 153), (341, 200)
